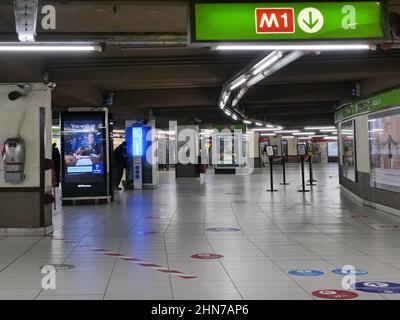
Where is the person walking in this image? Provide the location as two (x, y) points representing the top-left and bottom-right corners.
(113, 141), (128, 190)
(52, 143), (61, 187)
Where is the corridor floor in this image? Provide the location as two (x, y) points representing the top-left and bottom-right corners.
(1, 164), (400, 300)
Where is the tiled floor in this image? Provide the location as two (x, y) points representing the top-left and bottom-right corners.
(2, 163), (400, 300)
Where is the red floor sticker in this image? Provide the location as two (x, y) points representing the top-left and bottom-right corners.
(191, 253), (224, 259)
(365, 224), (400, 230)
(50, 237), (197, 279)
(312, 289), (359, 299)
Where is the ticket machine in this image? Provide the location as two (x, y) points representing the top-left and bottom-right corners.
(126, 125), (144, 190)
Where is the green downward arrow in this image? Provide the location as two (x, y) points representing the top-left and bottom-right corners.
(303, 11), (319, 29)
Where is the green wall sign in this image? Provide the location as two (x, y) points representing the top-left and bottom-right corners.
(335, 88), (400, 123)
(190, 1), (386, 43)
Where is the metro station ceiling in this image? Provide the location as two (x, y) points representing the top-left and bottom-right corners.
(0, 0), (400, 128)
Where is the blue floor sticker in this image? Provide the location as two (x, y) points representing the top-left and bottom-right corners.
(331, 268), (368, 276)
(288, 269), (324, 276)
(354, 281), (400, 294)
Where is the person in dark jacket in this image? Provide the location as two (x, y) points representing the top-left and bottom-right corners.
(52, 143), (61, 187)
(113, 141), (128, 190)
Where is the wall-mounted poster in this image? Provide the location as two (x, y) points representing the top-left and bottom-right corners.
(369, 107), (400, 193)
(340, 120), (356, 182)
(61, 112), (108, 197)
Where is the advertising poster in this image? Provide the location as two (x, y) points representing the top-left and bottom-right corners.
(61, 112), (108, 197)
(369, 107), (400, 192)
(340, 120), (356, 182)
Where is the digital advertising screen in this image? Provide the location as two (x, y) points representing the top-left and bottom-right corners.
(61, 112), (108, 197)
(328, 142), (339, 157)
(340, 120), (356, 182)
(369, 107), (400, 193)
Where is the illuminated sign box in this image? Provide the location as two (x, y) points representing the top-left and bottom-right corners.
(189, 1), (387, 43)
(126, 126), (144, 157)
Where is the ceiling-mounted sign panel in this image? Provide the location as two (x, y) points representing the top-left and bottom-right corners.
(189, 1), (386, 43)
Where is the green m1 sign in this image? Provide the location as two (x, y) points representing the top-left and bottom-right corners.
(189, 1), (387, 43)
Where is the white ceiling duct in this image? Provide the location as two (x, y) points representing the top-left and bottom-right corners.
(14, 0), (39, 42)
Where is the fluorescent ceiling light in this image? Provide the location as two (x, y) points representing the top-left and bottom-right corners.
(305, 126), (336, 130)
(0, 43), (102, 51)
(224, 110), (231, 116)
(249, 126), (283, 132)
(266, 124), (274, 128)
(282, 136), (294, 139)
(229, 76), (247, 90)
(157, 130), (175, 135)
(243, 120), (252, 124)
(231, 114), (238, 120)
(215, 44), (371, 51)
(221, 91), (230, 104)
(247, 73), (265, 87)
(255, 122), (263, 126)
(323, 136), (338, 140)
(200, 129), (214, 134)
(248, 50), (303, 87)
(251, 50), (283, 75)
(260, 133), (276, 136)
(274, 130), (299, 133)
(369, 129), (384, 133)
(293, 132), (316, 136)
(232, 98), (239, 107)
(320, 129), (338, 133)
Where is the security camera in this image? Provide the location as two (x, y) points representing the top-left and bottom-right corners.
(8, 84), (31, 101)
(47, 82), (56, 90)
(8, 91), (24, 101)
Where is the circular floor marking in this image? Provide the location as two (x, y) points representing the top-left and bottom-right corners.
(354, 281), (400, 294)
(191, 253), (224, 260)
(288, 269), (324, 276)
(312, 289), (359, 299)
(331, 268), (368, 276)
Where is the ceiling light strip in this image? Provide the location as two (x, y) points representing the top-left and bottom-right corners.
(215, 44), (371, 51)
(0, 43), (102, 52)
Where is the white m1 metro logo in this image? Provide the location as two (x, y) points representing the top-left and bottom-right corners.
(256, 5), (358, 34)
(256, 8), (295, 33)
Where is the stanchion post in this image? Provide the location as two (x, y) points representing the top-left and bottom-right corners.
(307, 155), (317, 186)
(267, 156), (278, 192)
(298, 156), (310, 193)
(280, 155), (290, 185)
(297, 144), (309, 192)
